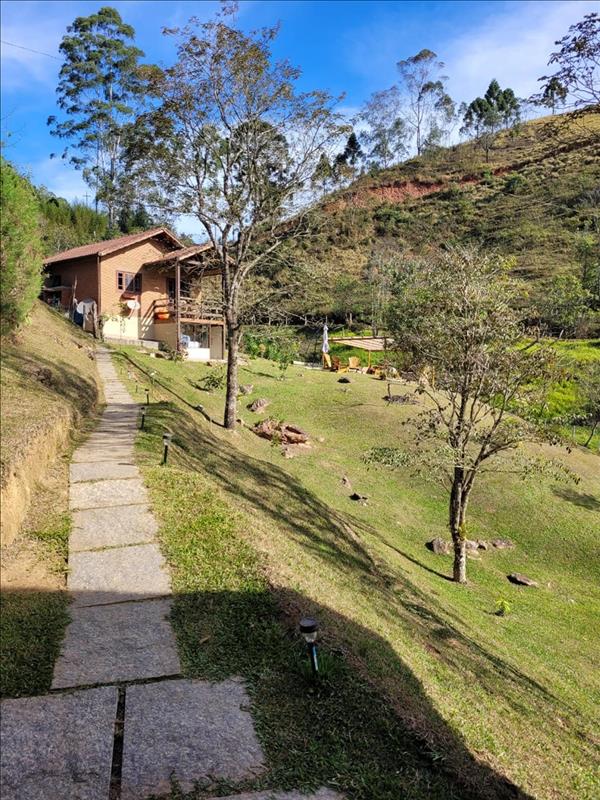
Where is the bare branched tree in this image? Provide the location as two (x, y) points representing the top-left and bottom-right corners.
(130, 5), (346, 427)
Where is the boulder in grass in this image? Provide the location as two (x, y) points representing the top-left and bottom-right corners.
(478, 540), (489, 550)
(253, 418), (309, 445)
(248, 398), (270, 413)
(239, 384), (254, 395)
(426, 537), (451, 555)
(465, 539), (480, 551)
(507, 573), (538, 587)
(492, 538), (515, 549)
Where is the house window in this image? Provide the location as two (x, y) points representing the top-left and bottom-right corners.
(117, 271), (141, 293)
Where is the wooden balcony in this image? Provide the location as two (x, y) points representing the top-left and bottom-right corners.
(153, 296), (223, 324)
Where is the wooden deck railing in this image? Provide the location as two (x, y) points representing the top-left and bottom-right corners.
(153, 295), (223, 322)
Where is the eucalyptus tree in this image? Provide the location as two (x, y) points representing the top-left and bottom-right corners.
(358, 87), (407, 168)
(388, 248), (562, 584)
(396, 49), (455, 155)
(48, 6), (150, 229)
(131, 8), (345, 428)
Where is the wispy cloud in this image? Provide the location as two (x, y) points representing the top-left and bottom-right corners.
(445, 0), (598, 103)
(29, 156), (89, 201)
(1, 1), (65, 88)
(341, 0), (597, 107)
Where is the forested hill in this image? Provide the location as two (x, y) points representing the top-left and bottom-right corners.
(312, 110), (599, 284)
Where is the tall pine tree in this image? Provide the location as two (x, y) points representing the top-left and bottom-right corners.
(48, 6), (150, 230)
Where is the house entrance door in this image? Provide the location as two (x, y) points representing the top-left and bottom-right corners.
(209, 325), (224, 360)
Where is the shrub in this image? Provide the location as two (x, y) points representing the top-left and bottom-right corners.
(0, 159), (44, 335)
(373, 204), (411, 236)
(503, 173), (527, 194)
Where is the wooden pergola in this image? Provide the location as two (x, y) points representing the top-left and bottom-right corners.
(329, 336), (392, 367)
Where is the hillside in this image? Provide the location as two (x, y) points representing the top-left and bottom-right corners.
(0, 302), (100, 544)
(1, 301), (100, 698)
(111, 348), (599, 800)
(313, 111), (599, 284)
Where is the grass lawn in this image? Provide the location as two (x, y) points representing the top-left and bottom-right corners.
(113, 347), (599, 800)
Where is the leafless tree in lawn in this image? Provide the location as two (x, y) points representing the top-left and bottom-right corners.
(129, 4), (346, 427)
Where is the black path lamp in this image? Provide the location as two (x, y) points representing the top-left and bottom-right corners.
(300, 617), (319, 677)
(140, 406), (146, 431)
(145, 387), (150, 406)
(162, 432), (173, 465)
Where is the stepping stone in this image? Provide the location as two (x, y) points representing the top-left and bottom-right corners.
(70, 477), (148, 510)
(83, 432), (136, 445)
(70, 461), (140, 483)
(121, 679), (265, 800)
(52, 598), (181, 688)
(70, 505), (158, 551)
(0, 687), (117, 800)
(210, 791), (344, 800)
(72, 445), (135, 463)
(69, 543), (171, 606)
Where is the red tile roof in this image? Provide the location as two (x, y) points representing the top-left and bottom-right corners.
(43, 227), (183, 265)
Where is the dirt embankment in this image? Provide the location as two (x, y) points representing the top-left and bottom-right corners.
(325, 166), (514, 213)
(324, 127), (599, 214)
(0, 302), (101, 547)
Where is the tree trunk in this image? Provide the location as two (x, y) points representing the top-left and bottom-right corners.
(224, 323), (240, 430)
(584, 419), (598, 448)
(449, 467), (468, 584)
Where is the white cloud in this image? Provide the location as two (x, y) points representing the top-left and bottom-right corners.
(445, 0), (599, 104)
(342, 0), (598, 107)
(0, 1), (65, 88)
(28, 156), (89, 201)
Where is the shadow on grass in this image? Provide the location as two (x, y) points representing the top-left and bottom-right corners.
(132, 397), (574, 721)
(552, 486), (600, 511)
(0, 585), (532, 800)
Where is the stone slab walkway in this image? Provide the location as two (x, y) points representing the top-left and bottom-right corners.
(0, 687), (117, 800)
(121, 678), (265, 800)
(53, 348), (179, 683)
(1, 348), (342, 800)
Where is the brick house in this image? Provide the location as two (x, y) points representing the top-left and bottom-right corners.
(42, 227), (225, 360)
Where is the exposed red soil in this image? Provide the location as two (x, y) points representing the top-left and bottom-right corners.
(325, 165), (515, 212)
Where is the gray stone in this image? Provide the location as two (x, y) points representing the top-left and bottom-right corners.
(69, 477), (148, 510)
(0, 687), (117, 800)
(492, 538), (515, 549)
(210, 792), (344, 800)
(507, 573), (538, 587)
(70, 505), (157, 551)
(426, 537), (451, 555)
(70, 461), (140, 483)
(81, 433), (136, 447)
(465, 539), (479, 551)
(121, 679), (265, 800)
(72, 445), (135, 463)
(52, 598), (180, 688)
(69, 543), (171, 606)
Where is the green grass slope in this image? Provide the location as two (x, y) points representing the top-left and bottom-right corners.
(114, 348), (599, 800)
(313, 111), (599, 283)
(0, 301), (100, 697)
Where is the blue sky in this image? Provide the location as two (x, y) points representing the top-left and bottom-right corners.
(1, 0), (596, 236)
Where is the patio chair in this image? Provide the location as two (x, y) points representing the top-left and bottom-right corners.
(348, 356), (361, 372)
(331, 356), (348, 373)
(322, 352), (332, 369)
